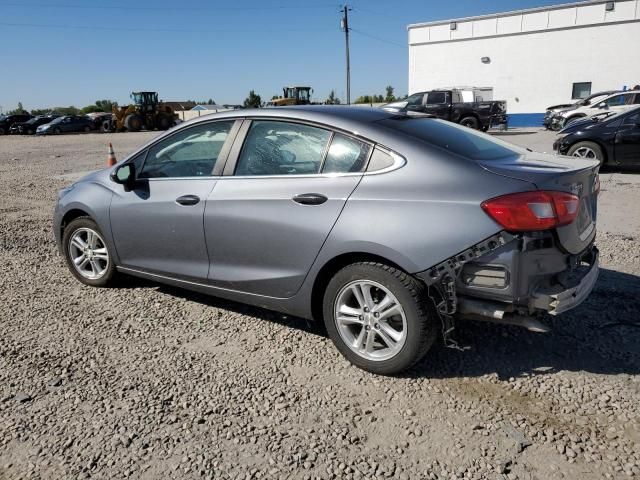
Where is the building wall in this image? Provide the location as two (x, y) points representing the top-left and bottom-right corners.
(408, 0), (640, 126)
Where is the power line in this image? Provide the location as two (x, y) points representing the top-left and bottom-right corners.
(0, 2), (339, 11)
(0, 21), (334, 33)
(350, 28), (405, 48)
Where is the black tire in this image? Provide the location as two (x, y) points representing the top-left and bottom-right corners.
(100, 121), (111, 133)
(0, 127), (5, 135)
(481, 125), (489, 132)
(27, 128), (34, 135)
(322, 262), (438, 375)
(567, 141), (605, 167)
(124, 114), (142, 132)
(156, 114), (172, 130)
(84, 126), (91, 133)
(460, 116), (479, 129)
(54, 127), (61, 135)
(62, 217), (117, 287)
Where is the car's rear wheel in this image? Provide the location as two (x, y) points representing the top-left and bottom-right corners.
(84, 126), (91, 132)
(62, 217), (116, 287)
(567, 141), (604, 167)
(54, 127), (61, 135)
(0, 127), (5, 135)
(460, 116), (479, 129)
(323, 262), (438, 375)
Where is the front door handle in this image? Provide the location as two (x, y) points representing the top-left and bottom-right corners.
(292, 193), (328, 205)
(176, 194), (200, 206)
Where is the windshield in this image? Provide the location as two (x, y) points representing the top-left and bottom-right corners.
(50, 117), (64, 124)
(379, 117), (523, 161)
(0, 115), (6, 121)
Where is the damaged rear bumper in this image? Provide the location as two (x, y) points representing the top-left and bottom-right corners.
(531, 247), (598, 315)
(415, 232), (599, 342)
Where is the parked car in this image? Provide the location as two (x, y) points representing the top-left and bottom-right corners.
(85, 112), (115, 133)
(0, 113), (33, 135)
(553, 106), (640, 167)
(553, 91), (640, 130)
(543, 90), (619, 130)
(36, 115), (94, 135)
(9, 115), (58, 135)
(383, 89), (508, 131)
(54, 107), (599, 375)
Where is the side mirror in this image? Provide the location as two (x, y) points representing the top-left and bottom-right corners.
(598, 103), (608, 109)
(110, 163), (136, 191)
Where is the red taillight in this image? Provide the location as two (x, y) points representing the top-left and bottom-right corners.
(481, 191), (580, 231)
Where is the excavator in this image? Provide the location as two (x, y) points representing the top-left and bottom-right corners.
(112, 91), (176, 132)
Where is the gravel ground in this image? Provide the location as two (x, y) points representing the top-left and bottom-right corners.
(1, 130), (639, 480)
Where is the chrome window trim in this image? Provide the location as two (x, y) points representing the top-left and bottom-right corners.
(222, 117), (406, 180)
(214, 151), (405, 180)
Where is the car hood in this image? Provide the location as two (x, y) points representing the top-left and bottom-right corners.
(547, 103), (575, 111)
(558, 117), (599, 134)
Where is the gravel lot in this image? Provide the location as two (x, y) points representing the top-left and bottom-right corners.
(1, 128), (639, 480)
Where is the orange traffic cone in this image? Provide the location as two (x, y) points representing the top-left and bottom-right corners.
(107, 143), (117, 166)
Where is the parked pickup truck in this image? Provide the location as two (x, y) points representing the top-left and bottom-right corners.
(383, 89), (508, 131)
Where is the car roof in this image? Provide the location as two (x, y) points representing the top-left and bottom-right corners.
(181, 105), (398, 134)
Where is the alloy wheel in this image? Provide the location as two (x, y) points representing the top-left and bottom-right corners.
(572, 147), (598, 159)
(68, 228), (110, 280)
(334, 280), (407, 362)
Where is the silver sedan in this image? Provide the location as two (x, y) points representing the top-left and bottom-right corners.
(53, 106), (600, 374)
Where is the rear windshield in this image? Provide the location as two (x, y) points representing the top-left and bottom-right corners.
(378, 117), (523, 161)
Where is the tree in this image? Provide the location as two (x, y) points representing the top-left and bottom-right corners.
(81, 104), (103, 114)
(30, 108), (50, 116)
(207, 98), (215, 105)
(95, 99), (117, 112)
(243, 90), (262, 108)
(325, 90), (341, 105)
(385, 85), (395, 102)
(55, 106), (80, 116)
(8, 102), (28, 114)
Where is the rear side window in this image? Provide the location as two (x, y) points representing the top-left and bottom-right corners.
(426, 92), (447, 104)
(321, 134), (371, 173)
(366, 148), (395, 172)
(235, 121), (331, 176)
(379, 117), (521, 161)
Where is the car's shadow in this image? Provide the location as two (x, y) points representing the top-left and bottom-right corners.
(117, 267), (640, 379)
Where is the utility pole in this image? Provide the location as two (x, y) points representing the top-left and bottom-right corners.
(341, 5), (351, 104)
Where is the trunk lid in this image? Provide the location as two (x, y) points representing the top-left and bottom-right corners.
(478, 152), (599, 254)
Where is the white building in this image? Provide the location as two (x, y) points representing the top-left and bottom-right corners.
(407, 0), (640, 126)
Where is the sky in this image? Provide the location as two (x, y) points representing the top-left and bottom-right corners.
(0, 0), (582, 112)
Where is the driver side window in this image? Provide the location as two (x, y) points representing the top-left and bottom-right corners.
(235, 121), (331, 176)
(139, 121), (234, 178)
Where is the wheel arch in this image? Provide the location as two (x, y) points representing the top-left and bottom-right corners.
(310, 252), (406, 322)
(60, 208), (92, 239)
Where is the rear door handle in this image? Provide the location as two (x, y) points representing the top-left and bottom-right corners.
(176, 194), (200, 206)
(292, 193), (328, 205)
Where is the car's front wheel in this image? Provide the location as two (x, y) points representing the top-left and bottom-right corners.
(567, 141), (604, 167)
(62, 217), (117, 287)
(323, 262), (438, 375)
